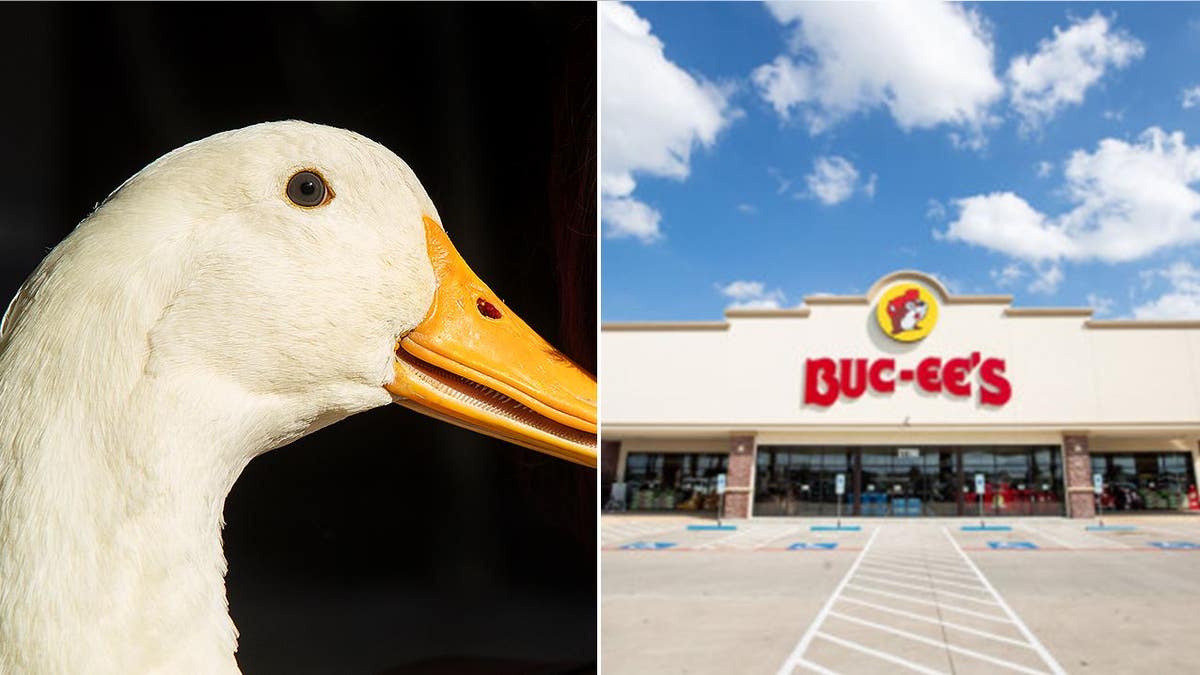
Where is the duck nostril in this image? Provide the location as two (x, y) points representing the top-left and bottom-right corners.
(476, 298), (502, 320)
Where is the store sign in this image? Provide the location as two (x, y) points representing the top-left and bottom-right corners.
(803, 279), (1013, 407)
(876, 282), (939, 342)
(803, 353), (1012, 407)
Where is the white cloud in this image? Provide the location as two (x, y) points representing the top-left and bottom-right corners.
(737, 203), (757, 214)
(752, 1), (1002, 145)
(805, 156), (861, 205)
(1182, 85), (1200, 109)
(1133, 261), (1200, 319)
(602, 197), (663, 244)
(990, 263), (1024, 287)
(1007, 13), (1144, 133)
(938, 191), (1073, 261)
(1036, 160), (1054, 178)
(767, 166), (793, 195)
(716, 280), (786, 309)
(1028, 264), (1063, 294)
(941, 128), (1200, 270)
(1102, 109), (1125, 122)
(600, 2), (735, 243)
(864, 173), (878, 199)
(1086, 293), (1114, 317)
(933, 274), (964, 294)
(925, 199), (948, 221)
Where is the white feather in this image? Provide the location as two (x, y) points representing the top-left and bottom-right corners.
(0, 121), (442, 673)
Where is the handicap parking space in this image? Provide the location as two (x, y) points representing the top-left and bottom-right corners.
(946, 517), (1200, 552)
(602, 516), (874, 551)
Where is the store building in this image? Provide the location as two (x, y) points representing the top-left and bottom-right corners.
(601, 271), (1200, 519)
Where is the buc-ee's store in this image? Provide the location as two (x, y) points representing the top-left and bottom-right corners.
(600, 271), (1200, 519)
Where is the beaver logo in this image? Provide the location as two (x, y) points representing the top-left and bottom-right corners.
(886, 288), (927, 334)
(875, 283), (938, 342)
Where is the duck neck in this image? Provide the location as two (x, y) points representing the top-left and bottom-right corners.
(0, 352), (278, 673)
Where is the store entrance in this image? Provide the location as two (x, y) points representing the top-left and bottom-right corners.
(859, 448), (958, 516)
(753, 445), (1065, 517)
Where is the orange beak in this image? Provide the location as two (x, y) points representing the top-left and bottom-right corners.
(385, 217), (597, 467)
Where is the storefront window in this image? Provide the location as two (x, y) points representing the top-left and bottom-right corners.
(752, 445), (1063, 517)
(754, 447), (851, 516)
(623, 452), (729, 512)
(1091, 452), (1197, 512)
(962, 446), (1063, 517)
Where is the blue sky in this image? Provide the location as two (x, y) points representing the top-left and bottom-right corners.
(600, 2), (1200, 321)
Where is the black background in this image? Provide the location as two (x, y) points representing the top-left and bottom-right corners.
(0, 3), (596, 674)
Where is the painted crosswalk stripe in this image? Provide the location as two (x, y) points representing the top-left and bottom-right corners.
(812, 631), (947, 675)
(856, 564), (989, 592)
(826, 611), (1048, 675)
(852, 574), (999, 605)
(795, 657), (840, 675)
(775, 528), (880, 675)
(837, 596), (1036, 649)
(843, 584), (1012, 624)
(943, 527), (1066, 675)
(857, 560), (982, 583)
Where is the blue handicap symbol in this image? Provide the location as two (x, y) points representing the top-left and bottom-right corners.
(1148, 541), (1200, 550)
(620, 541), (676, 550)
(987, 541), (1038, 550)
(789, 542), (838, 551)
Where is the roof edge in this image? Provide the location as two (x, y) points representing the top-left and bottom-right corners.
(602, 321), (729, 332)
(724, 307), (812, 318)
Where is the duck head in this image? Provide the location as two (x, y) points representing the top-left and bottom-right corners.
(3, 120), (597, 466)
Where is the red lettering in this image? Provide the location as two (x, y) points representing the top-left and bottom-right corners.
(804, 358), (839, 406)
(979, 358), (1011, 406)
(916, 357), (942, 393)
(868, 358), (896, 393)
(839, 358), (868, 398)
(943, 356), (972, 397)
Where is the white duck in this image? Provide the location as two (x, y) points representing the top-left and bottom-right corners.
(0, 121), (596, 674)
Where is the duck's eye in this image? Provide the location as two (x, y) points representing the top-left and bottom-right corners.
(286, 170), (328, 207)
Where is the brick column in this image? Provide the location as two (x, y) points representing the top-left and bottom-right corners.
(724, 434), (757, 519)
(600, 440), (620, 506)
(1063, 434), (1095, 518)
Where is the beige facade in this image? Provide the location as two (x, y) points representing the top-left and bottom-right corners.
(601, 271), (1200, 518)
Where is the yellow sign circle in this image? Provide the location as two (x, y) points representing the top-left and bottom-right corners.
(875, 283), (939, 342)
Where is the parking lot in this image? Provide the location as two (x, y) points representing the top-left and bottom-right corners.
(602, 515), (1200, 674)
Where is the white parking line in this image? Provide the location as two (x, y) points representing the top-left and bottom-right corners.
(855, 564), (989, 592)
(812, 631), (946, 675)
(795, 656), (839, 675)
(843, 584), (1013, 624)
(853, 575), (998, 605)
(694, 529), (751, 549)
(826, 611), (1048, 675)
(755, 525), (804, 549)
(837, 596), (1033, 649)
(601, 522), (686, 545)
(775, 527), (880, 675)
(877, 555), (984, 573)
(858, 559), (981, 582)
(1016, 522), (1074, 549)
(943, 527), (1066, 675)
